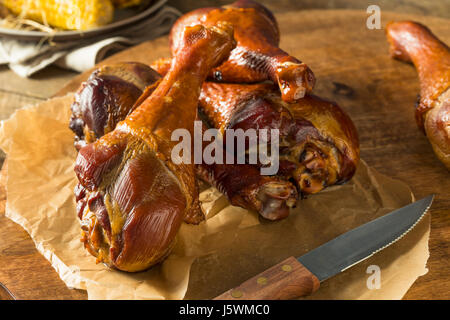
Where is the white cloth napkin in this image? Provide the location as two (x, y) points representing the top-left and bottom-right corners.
(0, 5), (180, 78)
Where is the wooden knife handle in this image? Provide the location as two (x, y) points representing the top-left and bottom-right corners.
(214, 256), (320, 300)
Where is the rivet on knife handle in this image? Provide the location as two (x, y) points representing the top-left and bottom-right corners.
(214, 256), (320, 300)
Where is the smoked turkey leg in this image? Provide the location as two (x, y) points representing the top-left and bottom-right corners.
(70, 62), (298, 221)
(198, 82), (360, 195)
(151, 0), (315, 103)
(74, 24), (235, 272)
(386, 21), (450, 169)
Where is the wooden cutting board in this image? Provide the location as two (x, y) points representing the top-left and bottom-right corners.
(0, 9), (449, 300)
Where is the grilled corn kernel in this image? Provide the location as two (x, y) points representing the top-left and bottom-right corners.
(2, 0), (114, 30)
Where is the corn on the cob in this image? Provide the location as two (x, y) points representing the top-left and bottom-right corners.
(112, 0), (145, 9)
(1, 0), (114, 30)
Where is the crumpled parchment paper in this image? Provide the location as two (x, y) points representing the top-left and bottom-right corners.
(0, 94), (430, 299)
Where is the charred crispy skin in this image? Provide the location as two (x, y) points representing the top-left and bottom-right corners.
(74, 24), (236, 272)
(151, 0), (315, 103)
(71, 62), (298, 221)
(199, 82), (360, 195)
(386, 21), (450, 169)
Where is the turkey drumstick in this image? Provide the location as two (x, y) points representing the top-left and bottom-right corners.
(152, 0), (315, 103)
(74, 24), (235, 272)
(70, 62), (298, 221)
(386, 21), (450, 169)
(199, 82), (360, 195)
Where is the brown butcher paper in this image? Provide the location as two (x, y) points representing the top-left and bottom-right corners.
(0, 94), (430, 299)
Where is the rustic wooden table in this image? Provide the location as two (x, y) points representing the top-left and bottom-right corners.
(0, 0), (448, 300)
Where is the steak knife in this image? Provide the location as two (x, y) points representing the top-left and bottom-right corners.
(215, 195), (434, 300)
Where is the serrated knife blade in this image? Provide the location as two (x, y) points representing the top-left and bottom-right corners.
(297, 194), (434, 281)
(215, 195), (434, 300)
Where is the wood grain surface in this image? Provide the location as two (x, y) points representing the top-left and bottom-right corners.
(0, 9), (448, 300)
(168, 0), (450, 19)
